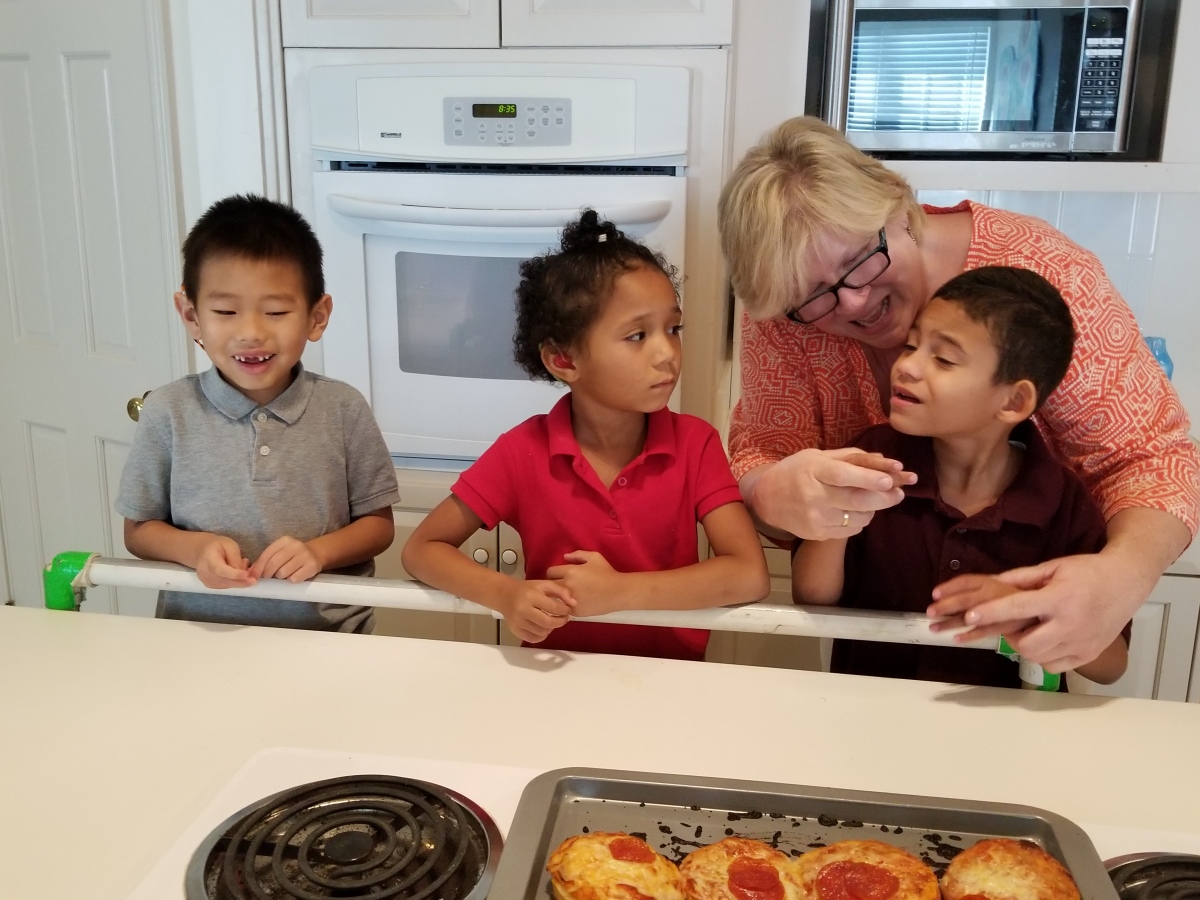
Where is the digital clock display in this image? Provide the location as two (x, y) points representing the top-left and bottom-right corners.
(473, 103), (518, 118)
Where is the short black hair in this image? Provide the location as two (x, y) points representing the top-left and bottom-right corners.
(513, 209), (681, 382)
(181, 194), (324, 305)
(932, 266), (1074, 411)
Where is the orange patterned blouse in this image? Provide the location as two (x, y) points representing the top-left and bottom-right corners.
(728, 201), (1200, 536)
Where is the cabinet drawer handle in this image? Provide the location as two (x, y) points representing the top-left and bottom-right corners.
(500, 549), (518, 566)
(471, 548), (490, 565)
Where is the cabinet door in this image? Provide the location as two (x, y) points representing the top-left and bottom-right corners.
(1067, 574), (1200, 701)
(500, 0), (733, 47)
(495, 522), (525, 647)
(373, 467), (499, 644)
(704, 540), (826, 670)
(280, 0), (500, 48)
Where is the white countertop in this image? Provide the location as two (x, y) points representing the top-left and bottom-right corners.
(2, 605), (1198, 899)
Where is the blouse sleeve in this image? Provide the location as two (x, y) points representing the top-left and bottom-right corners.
(966, 204), (1199, 538)
(728, 313), (826, 481)
(1029, 249), (1198, 536)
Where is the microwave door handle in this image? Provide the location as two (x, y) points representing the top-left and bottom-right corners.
(325, 194), (673, 230)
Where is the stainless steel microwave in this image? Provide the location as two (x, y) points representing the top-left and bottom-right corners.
(807, 0), (1179, 158)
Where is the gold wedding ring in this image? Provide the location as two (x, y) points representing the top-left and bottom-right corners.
(841, 510), (851, 527)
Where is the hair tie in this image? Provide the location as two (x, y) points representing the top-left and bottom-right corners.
(597, 233), (607, 243)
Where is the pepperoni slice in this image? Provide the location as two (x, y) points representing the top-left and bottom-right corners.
(816, 861), (900, 900)
(609, 836), (656, 864)
(728, 857), (784, 900)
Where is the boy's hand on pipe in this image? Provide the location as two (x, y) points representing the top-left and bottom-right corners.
(250, 537), (323, 583)
(195, 535), (256, 589)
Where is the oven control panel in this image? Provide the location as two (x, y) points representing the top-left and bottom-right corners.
(443, 97), (571, 147)
(353, 74), (648, 161)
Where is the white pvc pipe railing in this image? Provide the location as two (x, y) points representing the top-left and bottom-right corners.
(73, 556), (993, 650)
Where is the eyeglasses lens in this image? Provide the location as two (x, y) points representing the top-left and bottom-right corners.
(790, 245), (891, 324)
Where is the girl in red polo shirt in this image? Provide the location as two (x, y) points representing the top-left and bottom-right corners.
(402, 210), (769, 660)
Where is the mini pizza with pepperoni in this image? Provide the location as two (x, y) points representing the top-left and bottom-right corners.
(940, 839), (1080, 900)
(794, 840), (940, 900)
(546, 832), (686, 900)
(679, 836), (805, 900)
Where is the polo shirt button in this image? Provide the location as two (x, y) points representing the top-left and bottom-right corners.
(259, 445), (270, 456)
(956, 527), (967, 534)
(609, 509), (617, 518)
(256, 412), (267, 423)
(949, 559), (961, 571)
(617, 476), (627, 487)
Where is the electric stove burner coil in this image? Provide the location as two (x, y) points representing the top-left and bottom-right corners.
(184, 775), (501, 900)
(1108, 853), (1200, 900)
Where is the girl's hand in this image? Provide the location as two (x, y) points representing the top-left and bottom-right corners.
(546, 551), (622, 617)
(251, 537), (324, 583)
(500, 581), (575, 643)
(195, 535), (256, 589)
(746, 448), (915, 540)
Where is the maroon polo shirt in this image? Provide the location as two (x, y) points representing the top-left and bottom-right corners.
(826, 422), (1109, 688)
(453, 393), (744, 660)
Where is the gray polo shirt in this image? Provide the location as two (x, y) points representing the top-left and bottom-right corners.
(115, 365), (400, 631)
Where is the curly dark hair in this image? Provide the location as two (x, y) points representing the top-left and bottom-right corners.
(513, 209), (681, 382)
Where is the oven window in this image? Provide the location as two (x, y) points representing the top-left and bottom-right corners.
(848, 9), (1085, 134)
(394, 252), (528, 381)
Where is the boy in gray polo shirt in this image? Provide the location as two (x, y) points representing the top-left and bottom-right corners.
(116, 195), (400, 632)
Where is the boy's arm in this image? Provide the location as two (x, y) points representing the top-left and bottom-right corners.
(401, 495), (574, 642)
(547, 501), (770, 616)
(124, 518), (254, 589)
(791, 537), (849, 606)
(1073, 632), (1129, 685)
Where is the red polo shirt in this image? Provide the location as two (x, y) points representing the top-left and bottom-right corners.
(826, 422), (1111, 688)
(453, 394), (744, 660)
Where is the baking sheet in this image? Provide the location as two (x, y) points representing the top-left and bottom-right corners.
(488, 768), (1119, 900)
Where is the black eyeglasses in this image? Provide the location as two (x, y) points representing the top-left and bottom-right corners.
(785, 228), (891, 324)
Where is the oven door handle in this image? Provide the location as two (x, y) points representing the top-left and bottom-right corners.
(326, 194), (672, 229)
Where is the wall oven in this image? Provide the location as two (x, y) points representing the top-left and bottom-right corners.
(807, 0), (1179, 158)
(285, 52), (704, 465)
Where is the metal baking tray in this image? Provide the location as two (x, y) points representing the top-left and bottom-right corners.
(487, 768), (1119, 900)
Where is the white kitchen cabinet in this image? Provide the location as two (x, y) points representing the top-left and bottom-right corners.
(500, 0), (733, 48)
(705, 540), (826, 670)
(279, 0), (500, 49)
(278, 0), (733, 50)
(1067, 573), (1199, 701)
(372, 468), (519, 644)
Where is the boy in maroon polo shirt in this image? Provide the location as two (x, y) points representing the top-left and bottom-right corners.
(402, 211), (769, 660)
(791, 266), (1128, 688)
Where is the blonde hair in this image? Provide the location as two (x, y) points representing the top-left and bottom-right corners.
(718, 117), (925, 320)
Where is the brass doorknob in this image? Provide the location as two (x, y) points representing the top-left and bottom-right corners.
(126, 391), (152, 422)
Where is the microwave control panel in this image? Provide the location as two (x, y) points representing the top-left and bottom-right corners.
(1075, 8), (1129, 135)
(443, 97), (571, 147)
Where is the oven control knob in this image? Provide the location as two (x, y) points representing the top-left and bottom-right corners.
(501, 549), (518, 566)
(471, 548), (490, 565)
(126, 391), (152, 422)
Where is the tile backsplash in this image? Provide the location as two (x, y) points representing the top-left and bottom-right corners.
(918, 190), (1200, 435)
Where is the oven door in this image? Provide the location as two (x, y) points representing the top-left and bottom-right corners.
(313, 169), (687, 463)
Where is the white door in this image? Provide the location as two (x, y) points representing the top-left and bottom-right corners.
(0, 0), (183, 614)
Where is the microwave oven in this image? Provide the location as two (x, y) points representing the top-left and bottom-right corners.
(807, 0), (1179, 158)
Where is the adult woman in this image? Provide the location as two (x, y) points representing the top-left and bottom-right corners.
(718, 116), (1199, 674)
